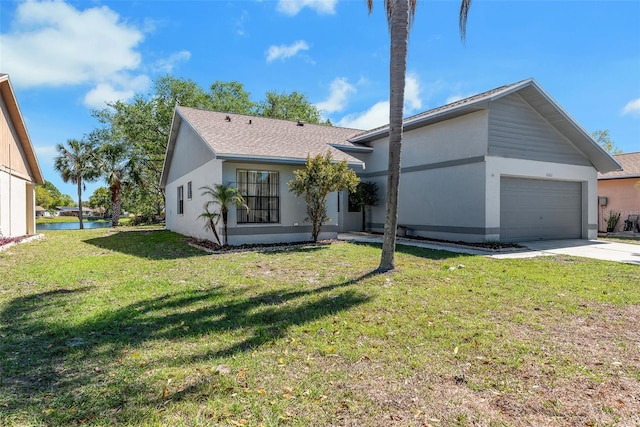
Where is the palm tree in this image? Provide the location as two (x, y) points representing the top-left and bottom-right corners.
(369, 0), (472, 272)
(200, 183), (248, 246)
(97, 141), (138, 227)
(198, 207), (222, 246)
(54, 138), (99, 229)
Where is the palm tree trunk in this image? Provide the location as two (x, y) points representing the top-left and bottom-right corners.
(378, 0), (409, 272)
(111, 182), (121, 227)
(77, 178), (84, 230)
(222, 209), (228, 246)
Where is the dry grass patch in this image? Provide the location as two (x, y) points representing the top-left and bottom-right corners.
(0, 228), (638, 426)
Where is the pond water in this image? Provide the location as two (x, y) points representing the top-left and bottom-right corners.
(36, 221), (113, 231)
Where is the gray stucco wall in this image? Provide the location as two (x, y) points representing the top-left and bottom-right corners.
(357, 111), (492, 241)
(488, 93), (591, 166)
(165, 122), (215, 185)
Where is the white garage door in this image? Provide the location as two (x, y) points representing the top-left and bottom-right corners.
(500, 177), (582, 242)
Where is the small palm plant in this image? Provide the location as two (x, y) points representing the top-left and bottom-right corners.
(199, 183), (248, 246)
(198, 206), (222, 246)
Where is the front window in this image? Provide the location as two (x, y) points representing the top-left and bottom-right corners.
(236, 170), (279, 223)
(177, 185), (184, 214)
(187, 181), (192, 200)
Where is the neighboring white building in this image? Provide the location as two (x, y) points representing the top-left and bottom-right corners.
(160, 79), (620, 244)
(56, 206), (94, 217)
(0, 74), (44, 238)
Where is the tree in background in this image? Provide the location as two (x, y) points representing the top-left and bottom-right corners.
(35, 186), (54, 211)
(54, 139), (100, 229)
(96, 140), (139, 227)
(93, 76), (214, 221)
(89, 187), (112, 218)
(592, 129), (623, 154)
(209, 81), (255, 114)
(36, 181), (74, 211)
(57, 193), (75, 207)
(349, 181), (379, 231)
(200, 183), (248, 246)
(257, 91), (324, 123)
(368, 0), (471, 272)
(289, 153), (360, 242)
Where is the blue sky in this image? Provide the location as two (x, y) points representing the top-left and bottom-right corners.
(1, 0), (639, 200)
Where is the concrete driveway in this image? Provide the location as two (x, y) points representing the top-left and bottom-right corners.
(493, 239), (640, 265)
(338, 233), (640, 265)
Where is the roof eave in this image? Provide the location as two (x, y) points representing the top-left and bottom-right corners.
(0, 75), (44, 184)
(159, 108), (183, 189)
(218, 153), (365, 169)
(329, 143), (373, 153)
(598, 174), (640, 180)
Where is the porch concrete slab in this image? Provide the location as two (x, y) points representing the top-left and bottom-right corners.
(496, 239), (640, 265)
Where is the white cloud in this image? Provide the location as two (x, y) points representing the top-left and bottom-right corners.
(404, 73), (422, 111)
(0, 0), (144, 88)
(276, 0), (338, 16)
(153, 50), (192, 73)
(33, 145), (58, 167)
(266, 40), (310, 62)
(0, 1), (173, 108)
(83, 74), (151, 109)
(338, 101), (389, 130)
(445, 94), (465, 104)
(622, 98), (640, 117)
(236, 10), (250, 36)
(316, 78), (356, 114)
(337, 75), (425, 129)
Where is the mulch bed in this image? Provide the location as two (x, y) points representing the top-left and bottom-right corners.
(186, 238), (333, 254)
(187, 233), (521, 255)
(0, 235), (33, 249)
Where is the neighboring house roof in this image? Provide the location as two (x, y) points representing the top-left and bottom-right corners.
(350, 78), (621, 174)
(0, 73), (44, 184)
(598, 152), (640, 180)
(56, 206), (93, 212)
(161, 107), (368, 187)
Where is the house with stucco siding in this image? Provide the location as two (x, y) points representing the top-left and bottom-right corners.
(160, 79), (620, 244)
(597, 152), (640, 232)
(0, 74), (44, 238)
(160, 107), (366, 245)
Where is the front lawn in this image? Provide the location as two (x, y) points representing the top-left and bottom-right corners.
(1, 228), (638, 426)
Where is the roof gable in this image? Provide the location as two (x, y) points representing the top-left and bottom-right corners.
(350, 78), (621, 173)
(0, 74), (44, 184)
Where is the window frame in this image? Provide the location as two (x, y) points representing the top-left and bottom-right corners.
(236, 169), (280, 224)
(187, 181), (192, 200)
(177, 185), (184, 215)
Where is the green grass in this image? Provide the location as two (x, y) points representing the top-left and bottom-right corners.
(36, 216), (83, 223)
(1, 228), (639, 426)
(602, 236), (640, 245)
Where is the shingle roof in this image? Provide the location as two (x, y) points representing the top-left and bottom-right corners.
(176, 107), (366, 164)
(350, 79), (530, 141)
(598, 152), (640, 179)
